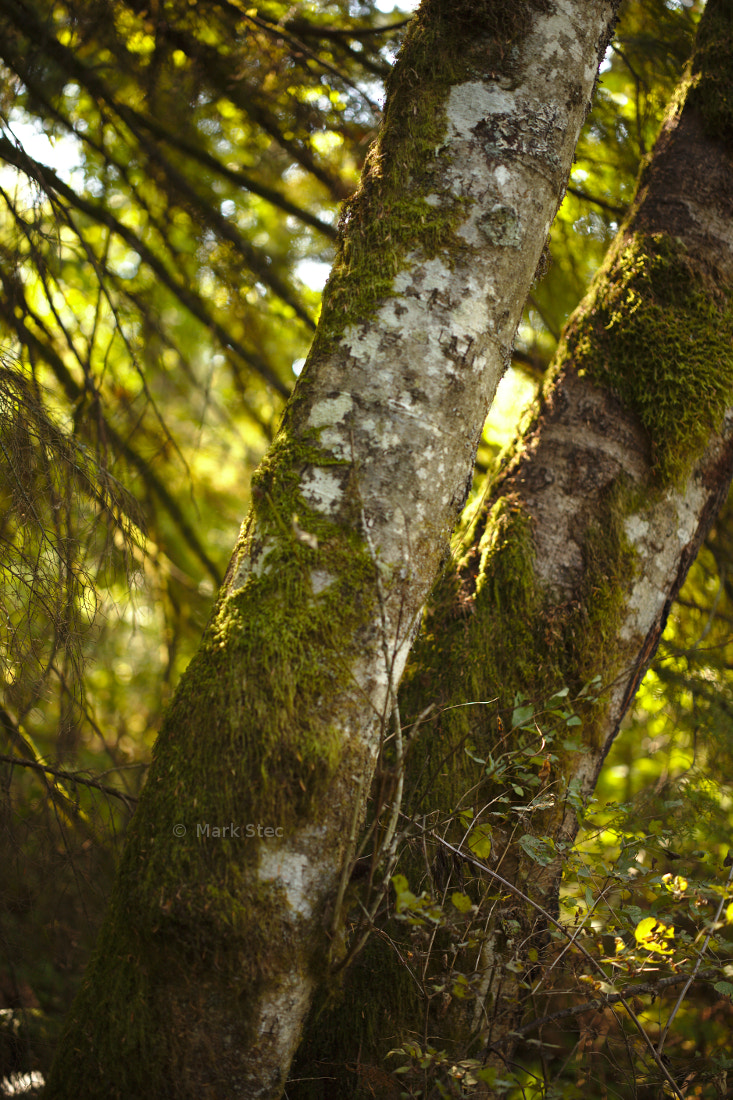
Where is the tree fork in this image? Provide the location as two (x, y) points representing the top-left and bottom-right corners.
(290, 1), (733, 1090)
(44, 2), (619, 1097)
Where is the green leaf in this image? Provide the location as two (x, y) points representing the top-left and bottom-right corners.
(392, 874), (418, 913)
(468, 822), (493, 859)
(451, 891), (473, 913)
(512, 704), (534, 728)
(634, 916), (674, 954)
(519, 834), (555, 866)
(578, 675), (602, 698)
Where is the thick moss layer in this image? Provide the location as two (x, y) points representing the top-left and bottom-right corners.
(45, 883), (291, 1099)
(562, 233), (733, 484)
(119, 428), (378, 908)
(289, 934), (419, 1100)
(402, 485), (636, 815)
(45, 418), (382, 1096)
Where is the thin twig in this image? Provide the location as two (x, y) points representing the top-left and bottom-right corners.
(430, 833), (685, 1100)
(515, 970), (721, 1039)
(329, 776), (364, 955)
(330, 706), (434, 975)
(0, 753), (138, 809)
(657, 860), (733, 1056)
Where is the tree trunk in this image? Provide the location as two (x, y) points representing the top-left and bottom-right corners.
(290, 1), (733, 1094)
(43, 2), (618, 1098)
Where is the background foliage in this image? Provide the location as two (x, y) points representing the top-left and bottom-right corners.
(1, 1), (732, 1096)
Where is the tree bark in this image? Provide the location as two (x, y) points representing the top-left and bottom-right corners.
(43, 2), (619, 1098)
(291, 2), (733, 1093)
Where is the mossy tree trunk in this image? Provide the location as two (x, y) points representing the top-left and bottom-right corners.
(290, 1), (733, 1094)
(43, 2), (619, 1098)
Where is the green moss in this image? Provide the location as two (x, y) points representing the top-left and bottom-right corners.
(561, 233), (733, 484)
(306, 0), (552, 363)
(288, 934), (420, 1099)
(291, 487), (636, 1089)
(574, 491), (638, 682)
(688, 0), (733, 139)
(45, 883), (294, 1100)
(400, 483), (636, 818)
(111, 425), (383, 935)
(45, 413), (383, 1095)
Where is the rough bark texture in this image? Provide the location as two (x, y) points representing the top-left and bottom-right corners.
(290, 2), (733, 1094)
(43, 2), (618, 1098)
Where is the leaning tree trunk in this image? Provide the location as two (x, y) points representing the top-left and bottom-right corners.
(289, 1), (733, 1094)
(43, 2), (619, 1098)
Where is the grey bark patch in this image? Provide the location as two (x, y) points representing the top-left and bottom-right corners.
(477, 204), (522, 247)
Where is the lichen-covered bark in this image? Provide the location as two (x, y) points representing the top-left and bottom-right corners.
(290, 2), (733, 1094)
(43, 3), (618, 1099)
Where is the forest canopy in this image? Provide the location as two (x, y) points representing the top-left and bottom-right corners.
(2, 1), (733, 1097)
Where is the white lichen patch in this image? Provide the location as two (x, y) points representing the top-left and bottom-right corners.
(307, 392), (354, 430)
(249, 973), (315, 1098)
(255, 974), (312, 1044)
(226, 535), (274, 590)
(259, 841), (330, 920)
(670, 481), (705, 546)
(250, 542), (274, 579)
(340, 250), (497, 413)
(624, 514), (649, 543)
(620, 479), (707, 642)
(621, 574), (668, 643)
(340, 323), (384, 361)
(392, 254), (451, 298)
(316, 426), (351, 459)
(348, 611), (422, 744)
(539, 2), (586, 64)
(300, 467), (344, 513)
(452, 289), (500, 336)
(310, 570), (335, 595)
(446, 82), (514, 136)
